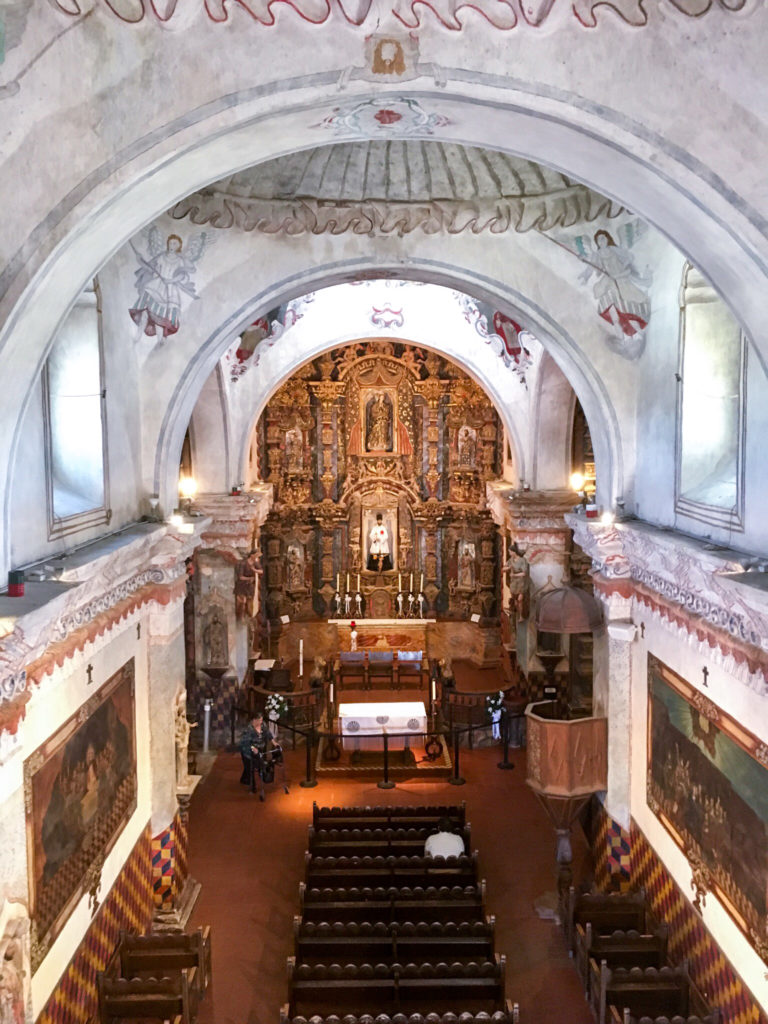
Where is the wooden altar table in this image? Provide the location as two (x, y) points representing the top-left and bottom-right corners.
(329, 618), (436, 654)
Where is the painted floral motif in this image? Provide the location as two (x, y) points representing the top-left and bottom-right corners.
(317, 98), (451, 138)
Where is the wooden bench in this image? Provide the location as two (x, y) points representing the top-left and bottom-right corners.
(305, 852), (478, 888)
(566, 887), (650, 952)
(286, 953), (506, 1016)
(308, 824), (471, 857)
(97, 967), (197, 1024)
(575, 923), (668, 992)
(294, 914), (495, 963)
(312, 802), (467, 829)
(279, 1002), (521, 1024)
(115, 927), (212, 995)
(589, 960), (697, 1024)
(299, 881), (487, 924)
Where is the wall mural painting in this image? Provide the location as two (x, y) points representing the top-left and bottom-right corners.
(129, 227), (214, 342)
(24, 661), (137, 972)
(540, 217), (651, 360)
(647, 655), (768, 964)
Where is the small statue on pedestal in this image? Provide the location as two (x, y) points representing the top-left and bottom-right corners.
(350, 621), (358, 651)
(355, 592), (363, 618)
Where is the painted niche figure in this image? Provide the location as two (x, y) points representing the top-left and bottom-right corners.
(458, 544), (475, 590)
(579, 228), (650, 339)
(366, 392), (393, 452)
(458, 426), (477, 468)
(367, 513), (392, 571)
(129, 228), (213, 340)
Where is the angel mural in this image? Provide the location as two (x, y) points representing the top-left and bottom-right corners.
(569, 221), (652, 346)
(129, 228), (214, 340)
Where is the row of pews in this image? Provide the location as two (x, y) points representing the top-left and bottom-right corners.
(284, 802), (519, 1024)
(97, 927), (212, 1023)
(565, 887), (721, 1024)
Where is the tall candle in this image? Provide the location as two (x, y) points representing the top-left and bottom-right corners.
(357, 573), (361, 591)
(337, 573), (340, 592)
(398, 573), (402, 591)
(410, 573), (413, 592)
(430, 677), (436, 704)
(299, 638), (303, 676)
(329, 681), (334, 706)
(347, 573), (350, 592)
(420, 573), (424, 592)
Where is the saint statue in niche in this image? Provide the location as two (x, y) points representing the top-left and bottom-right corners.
(203, 606), (228, 666)
(286, 543), (305, 591)
(285, 427), (303, 473)
(367, 512), (393, 571)
(458, 541), (476, 590)
(365, 392), (393, 452)
(458, 425), (477, 468)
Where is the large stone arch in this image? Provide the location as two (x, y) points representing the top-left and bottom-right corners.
(151, 260), (624, 515)
(2, 77), (766, 575)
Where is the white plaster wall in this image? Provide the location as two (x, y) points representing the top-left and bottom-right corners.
(8, 264), (144, 570)
(630, 610), (768, 1014)
(0, 609), (152, 1017)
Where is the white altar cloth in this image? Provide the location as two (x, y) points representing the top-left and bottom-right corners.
(339, 702), (427, 748)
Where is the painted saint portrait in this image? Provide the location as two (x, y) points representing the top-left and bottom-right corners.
(648, 656), (768, 963)
(25, 661), (136, 971)
(457, 540), (476, 590)
(372, 38), (406, 76)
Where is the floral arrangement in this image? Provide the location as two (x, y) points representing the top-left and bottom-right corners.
(264, 692), (289, 720)
(485, 690), (505, 715)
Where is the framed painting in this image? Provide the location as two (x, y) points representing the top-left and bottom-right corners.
(647, 655), (768, 961)
(25, 660), (137, 971)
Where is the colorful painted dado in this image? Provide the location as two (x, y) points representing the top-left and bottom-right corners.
(151, 808), (190, 912)
(592, 803), (632, 892)
(631, 825), (768, 1024)
(36, 825), (153, 1024)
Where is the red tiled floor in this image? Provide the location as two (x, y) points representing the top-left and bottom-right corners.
(188, 744), (593, 1024)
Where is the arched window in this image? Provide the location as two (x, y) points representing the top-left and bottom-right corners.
(676, 263), (745, 529)
(43, 279), (110, 537)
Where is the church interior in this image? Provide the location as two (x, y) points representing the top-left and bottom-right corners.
(1, 4), (768, 1023)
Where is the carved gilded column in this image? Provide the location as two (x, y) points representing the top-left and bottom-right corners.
(310, 381), (344, 502)
(414, 376), (444, 500)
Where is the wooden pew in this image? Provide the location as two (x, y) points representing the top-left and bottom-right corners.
(608, 1008), (721, 1024)
(97, 967), (197, 1024)
(566, 887), (650, 952)
(312, 802), (467, 830)
(575, 923), (668, 992)
(294, 914), (495, 964)
(306, 852), (478, 888)
(286, 953), (506, 1016)
(308, 824), (471, 857)
(299, 881), (487, 924)
(279, 1001), (521, 1024)
(116, 927), (212, 995)
(589, 960), (696, 1024)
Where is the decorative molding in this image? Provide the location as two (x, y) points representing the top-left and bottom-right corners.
(0, 526), (204, 711)
(51, 0), (750, 30)
(569, 516), (768, 688)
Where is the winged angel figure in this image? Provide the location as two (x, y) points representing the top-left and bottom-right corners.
(571, 219), (651, 345)
(129, 227), (214, 340)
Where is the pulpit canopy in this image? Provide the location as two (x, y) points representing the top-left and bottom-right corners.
(535, 586), (602, 634)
